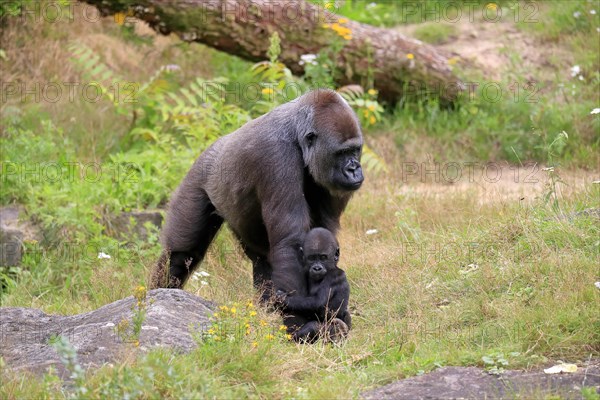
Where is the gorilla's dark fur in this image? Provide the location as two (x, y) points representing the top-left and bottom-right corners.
(279, 228), (351, 342)
(150, 89), (363, 300)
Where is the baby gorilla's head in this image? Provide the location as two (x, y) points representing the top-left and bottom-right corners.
(301, 228), (340, 282)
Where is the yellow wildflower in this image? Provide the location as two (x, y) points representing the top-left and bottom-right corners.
(368, 89), (378, 96)
(324, 2), (333, 10)
(407, 53), (414, 60)
(363, 110), (369, 118)
(279, 325), (287, 331)
(252, 341), (258, 348)
(213, 312), (219, 318)
(286, 334), (292, 340)
(261, 87), (274, 95)
(133, 285), (147, 302)
(208, 328), (215, 334)
(219, 305), (229, 312)
(246, 329), (251, 335)
(250, 311), (257, 317)
(230, 307), (237, 314)
(114, 12), (126, 26)
(265, 334), (275, 341)
(367, 104), (376, 111)
(259, 320), (267, 327)
(246, 301), (254, 308)
(134, 340), (140, 347)
(369, 115), (376, 125)
(338, 18), (349, 24)
(214, 336), (221, 341)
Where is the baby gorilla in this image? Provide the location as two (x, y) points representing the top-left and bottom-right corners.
(278, 228), (351, 342)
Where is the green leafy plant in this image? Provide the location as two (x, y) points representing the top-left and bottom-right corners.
(116, 285), (148, 346)
(541, 131), (569, 212)
(50, 335), (87, 398)
(481, 352), (510, 375)
(250, 32), (299, 115)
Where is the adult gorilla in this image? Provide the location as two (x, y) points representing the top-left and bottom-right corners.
(150, 89), (364, 299)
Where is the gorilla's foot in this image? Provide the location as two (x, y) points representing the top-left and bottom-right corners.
(322, 318), (349, 343)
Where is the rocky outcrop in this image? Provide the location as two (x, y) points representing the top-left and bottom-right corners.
(109, 210), (164, 241)
(362, 364), (600, 399)
(0, 289), (214, 378)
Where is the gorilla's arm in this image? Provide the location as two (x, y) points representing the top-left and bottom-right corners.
(259, 145), (310, 295)
(282, 282), (331, 312)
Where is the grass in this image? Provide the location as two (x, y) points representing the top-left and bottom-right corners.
(412, 22), (458, 44)
(1, 0), (599, 398)
(1, 165), (599, 398)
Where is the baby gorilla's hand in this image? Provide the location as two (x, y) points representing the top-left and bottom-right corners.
(274, 289), (289, 307)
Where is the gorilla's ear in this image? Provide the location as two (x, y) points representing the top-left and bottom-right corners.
(295, 105), (316, 167)
(299, 131), (317, 167)
(334, 247), (340, 262)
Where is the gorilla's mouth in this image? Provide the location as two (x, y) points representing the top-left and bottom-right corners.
(345, 180), (363, 190)
(340, 174), (364, 190)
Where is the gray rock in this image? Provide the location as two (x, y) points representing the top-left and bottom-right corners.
(110, 210), (164, 241)
(362, 364), (600, 399)
(0, 289), (215, 378)
(0, 227), (23, 266)
(0, 206), (20, 226)
(0, 207), (24, 266)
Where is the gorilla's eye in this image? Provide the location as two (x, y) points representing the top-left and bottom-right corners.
(319, 254), (328, 261)
(306, 132), (317, 147)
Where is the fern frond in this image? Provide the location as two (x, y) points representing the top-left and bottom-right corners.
(68, 42), (120, 86)
(362, 144), (388, 174)
(337, 85), (364, 102)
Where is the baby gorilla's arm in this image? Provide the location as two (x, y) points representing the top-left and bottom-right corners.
(280, 282), (331, 313)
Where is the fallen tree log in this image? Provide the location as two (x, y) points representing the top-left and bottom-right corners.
(82, 0), (463, 103)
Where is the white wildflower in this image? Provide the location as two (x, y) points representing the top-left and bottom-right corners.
(573, 11), (581, 18)
(590, 10), (596, 15)
(201, 280), (209, 286)
(367, 2), (377, 9)
(299, 54), (317, 66)
(366, 229), (378, 235)
(164, 64), (181, 72)
(570, 65), (581, 77)
(97, 252), (111, 259)
(590, 108), (600, 114)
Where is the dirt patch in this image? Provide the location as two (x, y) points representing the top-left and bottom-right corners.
(394, 166), (599, 205)
(397, 18), (570, 82)
(362, 362), (600, 399)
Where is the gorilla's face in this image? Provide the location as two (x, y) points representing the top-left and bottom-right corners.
(302, 228), (340, 282)
(331, 143), (364, 191)
(304, 96), (364, 193)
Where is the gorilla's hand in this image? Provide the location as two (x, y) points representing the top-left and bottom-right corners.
(274, 289), (289, 305)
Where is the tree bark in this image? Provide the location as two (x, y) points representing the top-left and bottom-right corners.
(82, 0), (463, 103)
